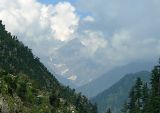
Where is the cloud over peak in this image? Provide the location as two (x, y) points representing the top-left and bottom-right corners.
(80, 30), (108, 56)
(51, 2), (79, 41)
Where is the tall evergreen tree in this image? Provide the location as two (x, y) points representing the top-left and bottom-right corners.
(141, 83), (150, 113)
(106, 108), (112, 113)
(124, 59), (160, 113)
(121, 102), (129, 113)
(135, 78), (143, 113)
(127, 78), (143, 113)
(128, 87), (136, 113)
(150, 59), (160, 113)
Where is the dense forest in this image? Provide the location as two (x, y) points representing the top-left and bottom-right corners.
(101, 62), (160, 113)
(92, 71), (150, 113)
(103, 62), (160, 113)
(120, 62), (160, 113)
(0, 20), (97, 113)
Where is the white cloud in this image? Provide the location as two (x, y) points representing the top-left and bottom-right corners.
(77, 0), (160, 66)
(0, 0), (79, 43)
(83, 16), (95, 22)
(51, 2), (79, 41)
(80, 30), (108, 56)
(102, 30), (160, 67)
(111, 30), (132, 50)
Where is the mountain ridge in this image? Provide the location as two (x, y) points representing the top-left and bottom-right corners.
(91, 71), (151, 113)
(76, 61), (154, 98)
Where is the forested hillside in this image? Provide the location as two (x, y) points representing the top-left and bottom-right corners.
(0, 20), (97, 113)
(93, 61), (160, 113)
(121, 62), (160, 113)
(92, 71), (150, 113)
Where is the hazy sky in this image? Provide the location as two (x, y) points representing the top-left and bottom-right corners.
(0, 0), (160, 85)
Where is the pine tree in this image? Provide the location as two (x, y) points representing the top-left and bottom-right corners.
(128, 87), (136, 113)
(150, 59), (160, 113)
(127, 78), (143, 113)
(134, 78), (143, 112)
(92, 103), (98, 113)
(106, 108), (112, 113)
(141, 83), (149, 113)
(121, 102), (129, 113)
(124, 58), (160, 113)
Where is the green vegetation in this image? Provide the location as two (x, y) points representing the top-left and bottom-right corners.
(0, 20), (97, 113)
(91, 71), (150, 113)
(122, 61), (160, 113)
(0, 70), (52, 113)
(92, 61), (160, 113)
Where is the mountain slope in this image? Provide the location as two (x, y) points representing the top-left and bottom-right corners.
(0, 20), (59, 88)
(45, 38), (107, 86)
(77, 62), (154, 97)
(0, 20), (97, 113)
(0, 70), (54, 113)
(91, 71), (150, 113)
(54, 73), (77, 89)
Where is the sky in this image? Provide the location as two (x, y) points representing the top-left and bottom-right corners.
(0, 0), (160, 86)
(39, 0), (78, 4)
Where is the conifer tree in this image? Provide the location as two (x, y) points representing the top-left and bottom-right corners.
(127, 78), (143, 113)
(150, 59), (160, 113)
(141, 83), (149, 113)
(121, 102), (129, 113)
(135, 78), (143, 113)
(106, 108), (112, 113)
(128, 87), (136, 113)
(124, 58), (160, 113)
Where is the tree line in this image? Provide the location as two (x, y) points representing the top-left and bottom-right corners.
(106, 60), (160, 113)
(121, 60), (160, 113)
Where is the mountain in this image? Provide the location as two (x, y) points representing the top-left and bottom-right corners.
(54, 73), (77, 89)
(91, 71), (151, 113)
(76, 62), (154, 97)
(43, 38), (108, 86)
(0, 20), (97, 113)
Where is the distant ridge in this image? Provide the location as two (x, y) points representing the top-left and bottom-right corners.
(77, 62), (154, 97)
(91, 71), (150, 113)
